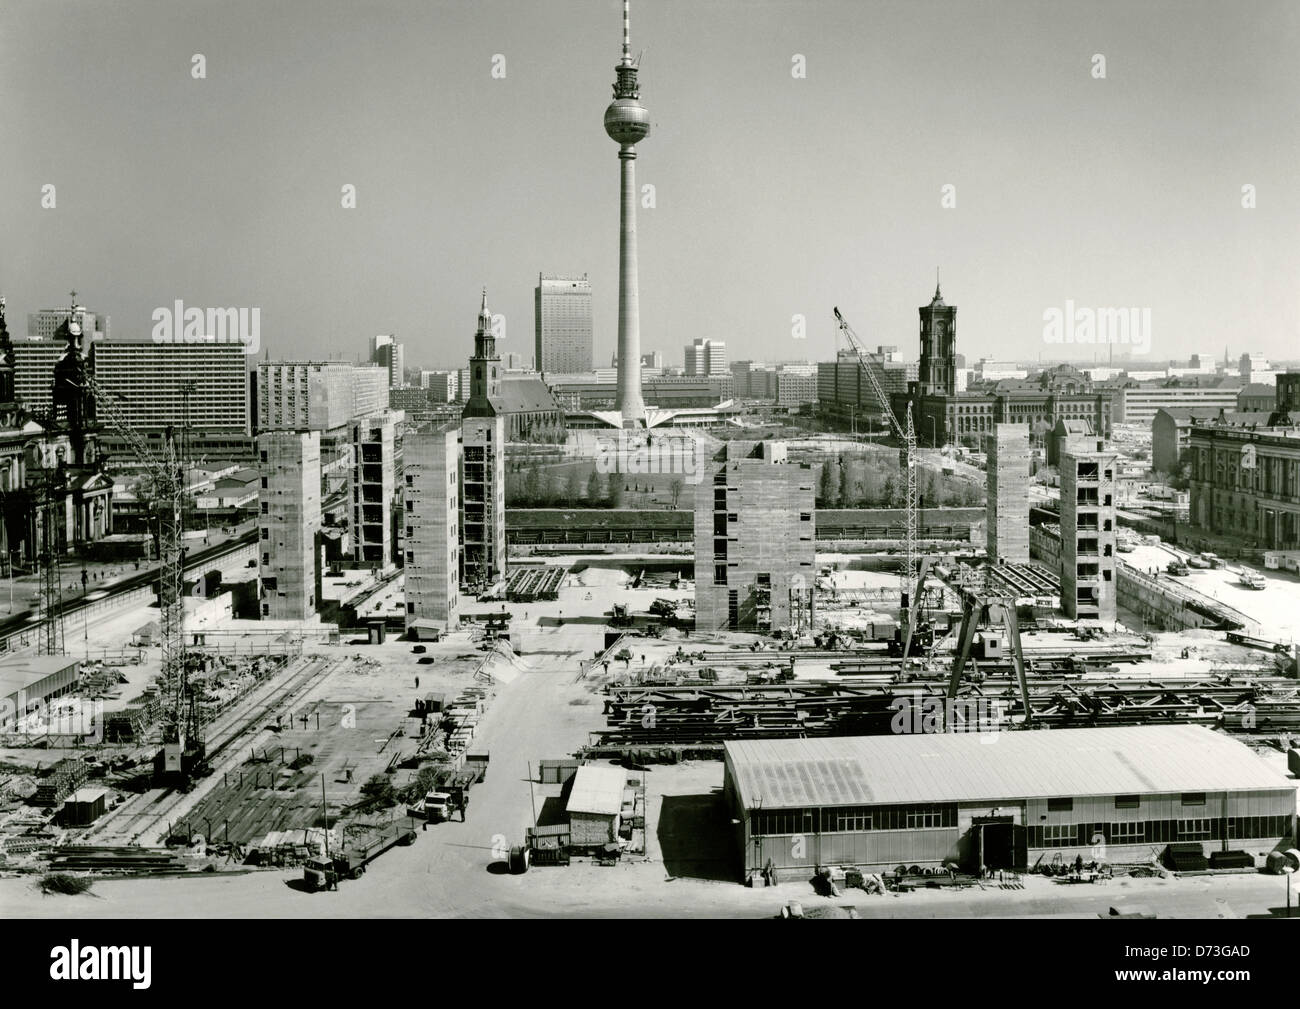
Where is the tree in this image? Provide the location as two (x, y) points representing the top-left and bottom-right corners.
(609, 479), (625, 509)
(565, 468), (582, 506)
(358, 773), (397, 812)
(837, 459), (853, 509)
(541, 470), (559, 505)
(524, 463), (542, 505)
(586, 469), (604, 506)
(818, 461), (837, 508)
(669, 477), (684, 509)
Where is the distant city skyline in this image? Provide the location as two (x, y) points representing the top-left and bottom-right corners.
(3, 0), (1297, 369)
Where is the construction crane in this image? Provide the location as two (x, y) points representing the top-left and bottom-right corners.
(832, 307), (923, 658)
(77, 371), (201, 783)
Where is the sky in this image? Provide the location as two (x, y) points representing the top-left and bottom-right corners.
(3, 0), (1297, 371)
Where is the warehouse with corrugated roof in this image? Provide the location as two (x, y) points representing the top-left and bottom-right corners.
(723, 726), (1296, 879)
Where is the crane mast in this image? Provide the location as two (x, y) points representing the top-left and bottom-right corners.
(78, 373), (195, 757)
(832, 307), (921, 652)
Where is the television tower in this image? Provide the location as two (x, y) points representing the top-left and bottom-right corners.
(604, 0), (650, 427)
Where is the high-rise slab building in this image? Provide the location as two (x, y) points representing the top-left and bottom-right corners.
(403, 423), (461, 633)
(461, 292), (507, 587)
(694, 441), (816, 633)
(420, 370), (460, 403)
(986, 423), (1030, 564)
(1060, 443), (1118, 626)
(535, 274), (593, 374)
(28, 304), (108, 342)
(256, 361), (381, 431)
(685, 338), (727, 377)
(257, 431), (321, 619)
(351, 413), (397, 566)
(604, 0), (650, 426)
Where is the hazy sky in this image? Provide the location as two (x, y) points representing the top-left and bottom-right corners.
(3, 0), (1297, 370)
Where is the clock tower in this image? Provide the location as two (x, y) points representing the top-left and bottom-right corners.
(918, 281), (957, 398)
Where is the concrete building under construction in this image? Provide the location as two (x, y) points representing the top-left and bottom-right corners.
(986, 423), (1030, 564)
(1060, 442), (1119, 626)
(693, 441), (815, 633)
(257, 431), (321, 620)
(352, 413), (397, 567)
(403, 423), (461, 634)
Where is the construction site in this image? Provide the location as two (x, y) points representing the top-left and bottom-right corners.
(0, 305), (1297, 922)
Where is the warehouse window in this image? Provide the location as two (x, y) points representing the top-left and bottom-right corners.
(1047, 798), (1073, 812)
(1180, 792), (1206, 806)
(1042, 823), (1075, 845)
(1108, 821), (1143, 844)
(1114, 795), (1140, 809)
(1177, 818), (1212, 841)
(826, 807), (872, 832)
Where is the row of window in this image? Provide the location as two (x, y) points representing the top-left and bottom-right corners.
(1028, 815), (1291, 849)
(1047, 793), (1207, 812)
(750, 804), (959, 837)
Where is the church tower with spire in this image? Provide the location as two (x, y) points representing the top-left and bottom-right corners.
(918, 278), (957, 398)
(463, 289), (502, 419)
(459, 289), (507, 588)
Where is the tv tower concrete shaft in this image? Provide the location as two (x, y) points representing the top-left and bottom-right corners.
(604, 0), (650, 426)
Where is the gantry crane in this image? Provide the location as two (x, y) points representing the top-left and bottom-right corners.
(78, 371), (201, 781)
(832, 307), (923, 657)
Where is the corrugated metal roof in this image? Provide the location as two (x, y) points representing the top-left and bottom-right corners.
(726, 726), (1294, 810)
(566, 765), (624, 816)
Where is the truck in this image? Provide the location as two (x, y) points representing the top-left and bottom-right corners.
(1166, 560), (1189, 577)
(1239, 570), (1267, 590)
(302, 827), (418, 891)
(408, 764), (486, 824)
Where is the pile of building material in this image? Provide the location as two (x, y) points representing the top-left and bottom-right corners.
(248, 827), (340, 866)
(46, 845), (190, 875)
(30, 759), (90, 808)
(504, 566), (565, 602)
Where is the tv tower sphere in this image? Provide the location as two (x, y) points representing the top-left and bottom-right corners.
(604, 97), (650, 146)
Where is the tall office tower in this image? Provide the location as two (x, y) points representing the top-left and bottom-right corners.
(351, 364), (389, 417)
(458, 367), (471, 403)
(403, 423), (461, 633)
(461, 292), (507, 587)
(985, 423), (1031, 564)
(604, 0), (650, 426)
(535, 273), (593, 374)
(685, 338), (727, 376)
(257, 430), (321, 619)
(1060, 444), (1118, 626)
(694, 441), (816, 633)
(640, 351), (663, 370)
(28, 303), (108, 341)
(370, 333), (405, 388)
(351, 413), (396, 567)
(918, 282), (957, 397)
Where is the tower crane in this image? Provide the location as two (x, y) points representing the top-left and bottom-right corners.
(77, 371), (201, 782)
(832, 307), (925, 658)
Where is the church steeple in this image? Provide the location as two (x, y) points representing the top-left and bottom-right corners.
(0, 295), (14, 405)
(463, 288), (502, 419)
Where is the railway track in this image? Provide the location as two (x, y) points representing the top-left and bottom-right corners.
(85, 654), (344, 845)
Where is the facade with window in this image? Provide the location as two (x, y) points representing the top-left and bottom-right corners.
(693, 441), (815, 633)
(723, 726), (1294, 880)
(403, 423), (460, 633)
(256, 430), (320, 620)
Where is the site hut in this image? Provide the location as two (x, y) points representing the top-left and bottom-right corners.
(0, 655), (80, 732)
(565, 764), (625, 851)
(722, 726), (1296, 881)
(59, 787), (108, 827)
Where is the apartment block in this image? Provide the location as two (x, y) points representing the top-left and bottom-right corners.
(693, 441), (816, 633)
(986, 423), (1030, 564)
(257, 361), (378, 432)
(1060, 444), (1119, 626)
(420, 370), (460, 403)
(257, 431), (321, 619)
(351, 414), (397, 566)
(460, 416), (506, 587)
(403, 424), (461, 632)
